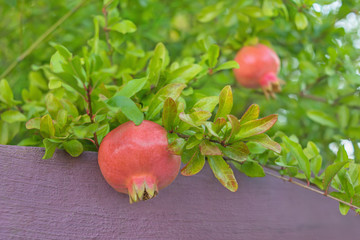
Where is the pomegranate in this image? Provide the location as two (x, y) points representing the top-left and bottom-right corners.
(233, 44), (282, 98)
(98, 120), (181, 203)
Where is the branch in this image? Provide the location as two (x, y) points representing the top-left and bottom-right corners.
(264, 169), (359, 212)
(299, 91), (327, 103)
(176, 131), (359, 212)
(85, 79), (99, 149)
(298, 91), (360, 110)
(305, 75), (327, 91)
(332, 90), (360, 106)
(0, 0), (89, 79)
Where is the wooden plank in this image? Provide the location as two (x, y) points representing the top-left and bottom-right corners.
(0, 145), (359, 240)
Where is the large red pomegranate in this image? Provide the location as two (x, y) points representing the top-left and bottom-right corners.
(233, 44), (282, 98)
(98, 120), (181, 203)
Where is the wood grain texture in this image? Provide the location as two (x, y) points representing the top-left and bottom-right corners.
(0, 145), (359, 240)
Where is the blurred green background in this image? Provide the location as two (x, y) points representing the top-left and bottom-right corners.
(0, 0), (359, 162)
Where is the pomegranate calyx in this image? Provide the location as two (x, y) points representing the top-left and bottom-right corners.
(259, 72), (282, 99)
(128, 175), (158, 204)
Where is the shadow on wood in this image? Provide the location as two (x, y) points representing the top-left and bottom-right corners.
(0, 145), (359, 239)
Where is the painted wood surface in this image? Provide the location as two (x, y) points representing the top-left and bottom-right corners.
(0, 145), (359, 240)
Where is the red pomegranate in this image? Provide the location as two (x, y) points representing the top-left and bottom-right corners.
(98, 120), (181, 203)
(233, 44), (282, 98)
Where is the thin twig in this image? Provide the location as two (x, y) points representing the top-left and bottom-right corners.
(299, 91), (327, 103)
(0, 0), (89, 79)
(305, 75), (327, 91)
(332, 90), (359, 106)
(264, 169), (359, 211)
(298, 91), (360, 110)
(85, 78), (99, 149)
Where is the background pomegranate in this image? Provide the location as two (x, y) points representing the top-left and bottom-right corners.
(233, 44), (282, 98)
(98, 120), (181, 203)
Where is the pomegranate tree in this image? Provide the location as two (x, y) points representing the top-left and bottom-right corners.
(233, 44), (282, 98)
(98, 120), (181, 203)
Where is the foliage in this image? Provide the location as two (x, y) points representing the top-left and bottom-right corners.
(0, 0), (359, 213)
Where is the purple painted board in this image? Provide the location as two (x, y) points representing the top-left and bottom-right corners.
(0, 145), (359, 240)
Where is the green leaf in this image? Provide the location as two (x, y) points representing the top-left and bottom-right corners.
(115, 78), (147, 98)
(282, 136), (311, 180)
(29, 71), (47, 90)
(213, 117), (227, 133)
(214, 85), (233, 120)
(242, 6), (262, 18)
(168, 64), (202, 84)
(245, 134), (281, 154)
(336, 145), (349, 163)
(323, 161), (349, 194)
(235, 114), (278, 139)
(213, 61), (239, 73)
(179, 110), (212, 128)
(247, 142), (266, 154)
(40, 114), (55, 138)
(233, 161), (265, 178)
(52, 72), (85, 96)
(295, 12), (308, 30)
(63, 140), (83, 157)
(339, 202), (351, 216)
(48, 79), (62, 89)
(168, 137), (186, 155)
(203, 122), (220, 137)
(70, 56), (87, 83)
(0, 79), (16, 105)
(42, 138), (59, 159)
(1, 110), (26, 123)
(72, 123), (98, 139)
(56, 109), (68, 129)
(147, 42), (167, 86)
(303, 141), (320, 159)
(92, 17), (100, 54)
(185, 136), (202, 150)
(45, 93), (62, 119)
(220, 142), (249, 162)
(349, 163), (360, 187)
(108, 20), (137, 34)
(199, 140), (222, 156)
(197, 2), (224, 22)
(106, 96), (144, 125)
(338, 105), (349, 129)
(53, 44), (72, 60)
(192, 96), (219, 112)
(329, 192), (352, 215)
(239, 104), (260, 124)
(347, 127), (360, 139)
(96, 123), (110, 143)
(262, 0), (274, 16)
(208, 44), (220, 68)
(162, 97), (177, 131)
(181, 149), (205, 176)
(17, 137), (41, 146)
(147, 83), (186, 120)
(0, 120), (9, 144)
(311, 155), (322, 176)
(208, 155), (238, 192)
(26, 118), (41, 130)
(306, 110), (338, 128)
(103, 0), (112, 5)
(227, 115), (241, 142)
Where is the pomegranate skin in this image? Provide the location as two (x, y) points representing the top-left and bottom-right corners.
(233, 44), (281, 97)
(98, 120), (181, 203)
